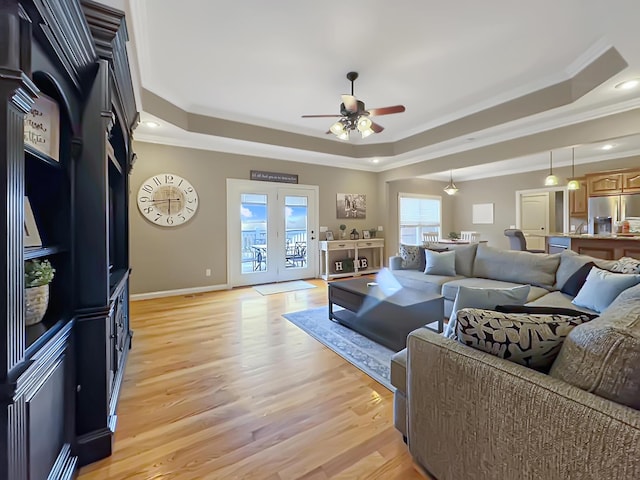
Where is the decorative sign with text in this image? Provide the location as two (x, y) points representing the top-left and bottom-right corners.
(250, 170), (298, 184)
(24, 94), (60, 162)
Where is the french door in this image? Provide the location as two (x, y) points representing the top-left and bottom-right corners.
(227, 179), (318, 287)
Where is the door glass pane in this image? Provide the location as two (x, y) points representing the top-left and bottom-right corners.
(285, 195), (307, 269)
(241, 193), (267, 273)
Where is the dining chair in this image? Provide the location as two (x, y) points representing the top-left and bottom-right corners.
(422, 233), (439, 244)
(460, 231), (481, 242)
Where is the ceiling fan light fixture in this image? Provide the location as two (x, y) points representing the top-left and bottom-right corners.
(443, 170), (459, 195)
(360, 127), (374, 139)
(337, 130), (350, 141)
(330, 120), (346, 135)
(356, 115), (372, 132)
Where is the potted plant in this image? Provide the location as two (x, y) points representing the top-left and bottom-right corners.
(25, 258), (55, 326)
(448, 231), (460, 240)
(339, 224), (347, 239)
(368, 228), (377, 238)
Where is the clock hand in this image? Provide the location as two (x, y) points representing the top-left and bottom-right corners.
(168, 198), (171, 215)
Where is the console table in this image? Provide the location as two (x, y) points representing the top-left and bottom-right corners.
(319, 239), (384, 280)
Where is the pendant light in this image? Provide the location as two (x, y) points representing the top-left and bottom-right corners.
(443, 170), (459, 195)
(544, 151), (559, 186)
(567, 147), (580, 190)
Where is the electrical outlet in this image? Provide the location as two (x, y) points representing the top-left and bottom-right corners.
(377, 225), (384, 231)
(205, 268), (211, 277)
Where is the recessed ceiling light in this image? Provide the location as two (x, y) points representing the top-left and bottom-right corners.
(601, 144), (615, 150)
(371, 158), (380, 164)
(614, 79), (640, 90)
(143, 121), (161, 128)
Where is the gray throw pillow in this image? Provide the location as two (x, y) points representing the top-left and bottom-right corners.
(572, 267), (640, 313)
(424, 250), (456, 276)
(444, 284), (531, 338)
(398, 244), (423, 270)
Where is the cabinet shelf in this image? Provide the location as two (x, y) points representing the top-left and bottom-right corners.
(25, 145), (63, 169)
(25, 312), (72, 355)
(24, 245), (67, 260)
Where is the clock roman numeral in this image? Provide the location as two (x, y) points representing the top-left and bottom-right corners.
(153, 177), (162, 186)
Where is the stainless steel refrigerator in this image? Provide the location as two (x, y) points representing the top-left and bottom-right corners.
(588, 194), (640, 234)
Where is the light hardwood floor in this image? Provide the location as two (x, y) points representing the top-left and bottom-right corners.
(78, 278), (429, 480)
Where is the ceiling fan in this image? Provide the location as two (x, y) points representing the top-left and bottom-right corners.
(302, 71), (406, 140)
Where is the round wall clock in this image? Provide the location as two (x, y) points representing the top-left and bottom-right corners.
(136, 173), (198, 227)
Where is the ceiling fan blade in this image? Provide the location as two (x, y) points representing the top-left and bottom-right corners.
(301, 114), (341, 118)
(371, 121), (384, 133)
(367, 105), (406, 116)
(341, 94), (358, 112)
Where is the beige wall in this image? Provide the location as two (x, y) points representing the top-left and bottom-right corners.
(383, 178), (455, 257)
(129, 142), (380, 294)
(130, 140), (640, 295)
(451, 155), (640, 249)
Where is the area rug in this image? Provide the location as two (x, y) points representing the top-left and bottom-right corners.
(282, 306), (394, 390)
(253, 280), (316, 295)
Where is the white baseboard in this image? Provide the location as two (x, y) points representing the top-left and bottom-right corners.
(131, 283), (229, 301)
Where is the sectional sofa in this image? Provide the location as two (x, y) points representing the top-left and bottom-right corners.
(389, 243), (640, 479)
(389, 243), (617, 317)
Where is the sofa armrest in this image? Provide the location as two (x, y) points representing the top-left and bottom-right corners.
(389, 255), (403, 270)
(406, 328), (640, 480)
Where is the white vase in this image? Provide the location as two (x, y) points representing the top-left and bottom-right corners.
(340, 230), (346, 239)
(25, 284), (49, 326)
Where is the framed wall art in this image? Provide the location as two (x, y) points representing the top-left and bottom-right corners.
(24, 93), (60, 162)
(336, 193), (366, 219)
(24, 196), (42, 247)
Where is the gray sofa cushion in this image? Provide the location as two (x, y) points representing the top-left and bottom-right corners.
(392, 270), (463, 295)
(525, 291), (598, 315)
(549, 283), (640, 410)
(441, 277), (549, 303)
(474, 243), (560, 289)
(429, 243), (478, 277)
(554, 249), (617, 290)
(391, 348), (407, 393)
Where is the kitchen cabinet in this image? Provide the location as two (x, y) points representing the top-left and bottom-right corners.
(587, 172), (623, 196)
(569, 177), (588, 216)
(622, 171), (640, 193)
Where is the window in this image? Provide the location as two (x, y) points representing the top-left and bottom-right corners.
(398, 193), (441, 245)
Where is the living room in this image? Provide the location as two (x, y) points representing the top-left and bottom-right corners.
(2, 1), (640, 479)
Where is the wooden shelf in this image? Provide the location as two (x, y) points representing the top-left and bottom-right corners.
(25, 312), (71, 354)
(320, 239), (385, 281)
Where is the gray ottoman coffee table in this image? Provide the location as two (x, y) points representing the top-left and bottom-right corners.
(328, 277), (444, 351)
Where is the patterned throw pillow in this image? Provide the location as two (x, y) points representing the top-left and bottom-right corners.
(611, 256), (640, 274)
(398, 244), (424, 270)
(455, 308), (595, 372)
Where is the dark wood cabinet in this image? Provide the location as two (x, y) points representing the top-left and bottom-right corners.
(1, 1), (137, 477)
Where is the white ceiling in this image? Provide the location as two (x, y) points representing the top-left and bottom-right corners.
(112, 0), (640, 179)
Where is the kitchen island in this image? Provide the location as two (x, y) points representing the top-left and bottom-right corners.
(546, 234), (640, 260)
